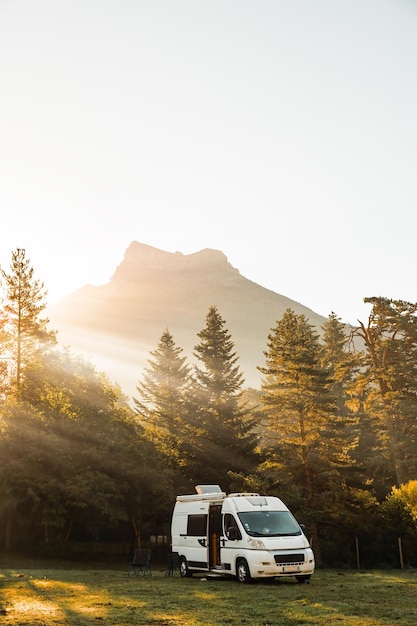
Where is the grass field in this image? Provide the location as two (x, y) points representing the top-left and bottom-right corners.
(0, 557), (416, 625)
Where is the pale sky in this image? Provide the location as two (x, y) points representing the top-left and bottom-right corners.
(1, 0), (416, 326)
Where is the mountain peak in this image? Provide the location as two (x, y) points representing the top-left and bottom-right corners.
(112, 241), (237, 282)
(48, 241), (327, 398)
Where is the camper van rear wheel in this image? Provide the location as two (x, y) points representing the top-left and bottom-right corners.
(179, 556), (192, 577)
(236, 558), (252, 584)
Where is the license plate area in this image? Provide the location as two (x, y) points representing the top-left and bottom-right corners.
(280, 565), (301, 573)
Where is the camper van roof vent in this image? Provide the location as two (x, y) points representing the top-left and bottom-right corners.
(195, 484), (223, 494)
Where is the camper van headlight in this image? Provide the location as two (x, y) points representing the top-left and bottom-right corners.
(248, 538), (266, 550)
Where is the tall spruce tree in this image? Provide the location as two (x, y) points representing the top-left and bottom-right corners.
(320, 314), (363, 478)
(321, 313), (358, 414)
(134, 329), (192, 469)
(352, 297), (417, 487)
(322, 314), (389, 497)
(188, 305), (258, 492)
(319, 313), (382, 551)
(0, 248), (56, 396)
(258, 309), (339, 565)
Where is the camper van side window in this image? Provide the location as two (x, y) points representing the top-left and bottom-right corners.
(187, 514), (207, 536)
(224, 513), (242, 540)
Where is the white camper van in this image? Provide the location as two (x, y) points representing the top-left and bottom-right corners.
(171, 485), (315, 583)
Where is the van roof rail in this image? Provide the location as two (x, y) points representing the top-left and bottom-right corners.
(228, 492), (260, 497)
(176, 492), (226, 502)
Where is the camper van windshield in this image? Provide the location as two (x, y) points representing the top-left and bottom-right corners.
(238, 511), (301, 537)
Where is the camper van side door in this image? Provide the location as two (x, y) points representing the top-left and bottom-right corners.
(185, 514), (209, 569)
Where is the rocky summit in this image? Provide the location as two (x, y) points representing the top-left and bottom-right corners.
(47, 241), (327, 400)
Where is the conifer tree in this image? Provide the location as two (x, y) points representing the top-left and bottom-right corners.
(134, 329), (192, 468)
(319, 313), (382, 545)
(0, 248), (56, 396)
(352, 297), (417, 487)
(321, 313), (358, 413)
(189, 305), (258, 492)
(258, 309), (338, 565)
(320, 314), (363, 475)
(0, 307), (9, 394)
(321, 313), (389, 497)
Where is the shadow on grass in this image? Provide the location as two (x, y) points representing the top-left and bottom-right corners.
(0, 566), (416, 625)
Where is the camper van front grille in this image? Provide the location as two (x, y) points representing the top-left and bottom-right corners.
(274, 553), (304, 565)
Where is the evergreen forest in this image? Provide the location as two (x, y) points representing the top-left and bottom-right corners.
(1, 248), (417, 568)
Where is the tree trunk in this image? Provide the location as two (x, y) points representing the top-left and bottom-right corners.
(301, 447), (323, 567)
(4, 509), (13, 550)
(131, 516), (141, 548)
(310, 522), (322, 567)
(385, 413), (408, 486)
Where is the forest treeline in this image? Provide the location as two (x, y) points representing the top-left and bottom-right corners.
(1, 248), (417, 567)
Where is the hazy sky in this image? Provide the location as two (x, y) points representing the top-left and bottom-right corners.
(1, 0), (416, 325)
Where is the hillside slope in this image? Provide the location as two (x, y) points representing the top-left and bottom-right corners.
(47, 241), (328, 399)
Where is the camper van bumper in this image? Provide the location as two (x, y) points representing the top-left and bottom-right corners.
(246, 548), (315, 579)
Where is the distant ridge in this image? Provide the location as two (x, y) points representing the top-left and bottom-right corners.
(47, 241), (328, 399)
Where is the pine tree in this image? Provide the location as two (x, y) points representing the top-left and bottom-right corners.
(352, 297), (417, 486)
(321, 313), (358, 413)
(258, 309), (338, 565)
(320, 313), (363, 478)
(322, 313), (391, 497)
(319, 313), (381, 548)
(0, 307), (9, 394)
(189, 305), (259, 491)
(134, 329), (192, 467)
(0, 248), (56, 396)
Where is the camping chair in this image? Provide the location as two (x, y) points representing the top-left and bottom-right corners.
(165, 551), (180, 576)
(128, 548), (152, 576)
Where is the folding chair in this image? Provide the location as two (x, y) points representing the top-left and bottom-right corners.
(165, 551), (180, 576)
(128, 548), (152, 576)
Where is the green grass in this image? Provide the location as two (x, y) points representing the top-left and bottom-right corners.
(0, 559), (416, 625)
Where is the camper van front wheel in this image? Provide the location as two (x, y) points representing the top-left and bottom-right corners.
(179, 557), (192, 577)
(296, 575), (311, 584)
(236, 558), (252, 584)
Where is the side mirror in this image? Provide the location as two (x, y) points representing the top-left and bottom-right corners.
(300, 524), (306, 532)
